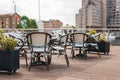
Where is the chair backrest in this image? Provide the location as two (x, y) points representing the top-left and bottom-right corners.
(59, 34), (68, 46)
(60, 34), (68, 43)
(70, 33), (88, 44)
(26, 32), (52, 49)
(91, 32), (101, 41)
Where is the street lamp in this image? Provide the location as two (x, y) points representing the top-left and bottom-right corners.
(13, 0), (16, 13)
(37, 0), (44, 30)
(38, 0), (40, 21)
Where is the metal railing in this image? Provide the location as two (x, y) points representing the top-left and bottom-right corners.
(2, 28), (120, 45)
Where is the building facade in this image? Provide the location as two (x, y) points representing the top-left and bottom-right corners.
(43, 19), (63, 30)
(76, 0), (120, 29)
(76, 0), (107, 29)
(81, 0), (107, 29)
(0, 13), (20, 28)
(75, 9), (82, 28)
(107, 0), (120, 28)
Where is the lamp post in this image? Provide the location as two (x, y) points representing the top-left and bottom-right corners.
(38, 0), (40, 21)
(12, 0), (16, 28)
(38, 0), (44, 30)
(13, 0), (16, 13)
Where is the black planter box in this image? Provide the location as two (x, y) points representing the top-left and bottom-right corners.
(0, 50), (20, 74)
(97, 42), (110, 55)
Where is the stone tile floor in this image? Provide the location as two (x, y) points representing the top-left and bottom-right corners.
(0, 46), (120, 80)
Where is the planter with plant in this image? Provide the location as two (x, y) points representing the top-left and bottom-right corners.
(98, 33), (110, 55)
(0, 29), (19, 74)
(87, 30), (110, 55)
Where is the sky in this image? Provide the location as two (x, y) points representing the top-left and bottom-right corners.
(0, 0), (82, 26)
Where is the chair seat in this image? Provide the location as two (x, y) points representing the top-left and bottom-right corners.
(74, 43), (88, 48)
(15, 47), (21, 50)
(22, 46), (29, 49)
(51, 46), (64, 50)
(32, 47), (49, 52)
(86, 43), (99, 51)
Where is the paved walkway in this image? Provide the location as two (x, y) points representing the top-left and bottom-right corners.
(0, 46), (120, 80)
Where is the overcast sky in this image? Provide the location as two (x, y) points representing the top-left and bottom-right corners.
(0, 0), (82, 26)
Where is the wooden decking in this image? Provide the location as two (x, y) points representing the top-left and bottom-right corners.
(0, 46), (120, 80)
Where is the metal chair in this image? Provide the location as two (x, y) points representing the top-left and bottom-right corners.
(84, 33), (101, 59)
(50, 34), (69, 67)
(70, 33), (88, 58)
(26, 32), (52, 71)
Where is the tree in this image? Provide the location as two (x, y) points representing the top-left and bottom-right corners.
(29, 19), (38, 28)
(17, 23), (22, 28)
(17, 15), (38, 29)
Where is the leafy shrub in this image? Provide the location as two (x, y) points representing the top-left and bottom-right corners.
(88, 30), (97, 36)
(0, 38), (17, 50)
(99, 33), (107, 42)
(0, 29), (17, 50)
(87, 30), (97, 43)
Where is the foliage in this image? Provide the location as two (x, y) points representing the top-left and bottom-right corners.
(0, 29), (17, 50)
(87, 30), (97, 43)
(99, 33), (107, 42)
(88, 30), (97, 36)
(87, 37), (96, 43)
(17, 23), (23, 28)
(0, 38), (17, 50)
(21, 16), (29, 20)
(88, 30), (107, 43)
(17, 15), (38, 29)
(0, 29), (5, 40)
(29, 19), (38, 28)
(63, 24), (77, 32)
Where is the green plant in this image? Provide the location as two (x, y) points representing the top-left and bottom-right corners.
(17, 15), (38, 29)
(88, 30), (97, 36)
(0, 29), (5, 40)
(99, 33), (107, 42)
(0, 29), (17, 50)
(0, 38), (17, 50)
(88, 30), (97, 43)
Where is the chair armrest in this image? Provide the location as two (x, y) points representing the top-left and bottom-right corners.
(15, 38), (24, 50)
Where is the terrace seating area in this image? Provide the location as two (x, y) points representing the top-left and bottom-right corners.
(0, 46), (120, 80)
(0, 29), (120, 79)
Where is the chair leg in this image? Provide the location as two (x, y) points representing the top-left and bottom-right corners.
(79, 48), (81, 54)
(29, 57), (33, 71)
(24, 50), (28, 66)
(19, 49), (24, 57)
(29, 53), (35, 71)
(45, 56), (49, 71)
(64, 54), (69, 67)
(28, 62), (32, 71)
(48, 55), (52, 65)
(71, 47), (75, 58)
(83, 50), (87, 60)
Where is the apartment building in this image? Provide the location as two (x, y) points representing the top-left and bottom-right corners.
(76, 0), (120, 29)
(107, 0), (120, 28)
(75, 9), (82, 28)
(82, 0), (107, 29)
(76, 0), (107, 29)
(0, 13), (20, 28)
